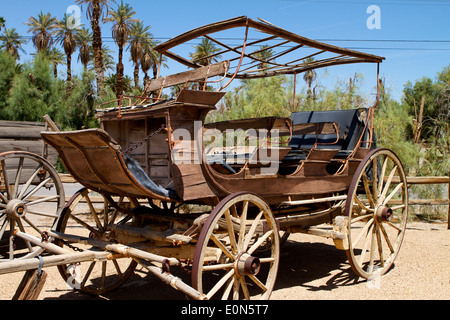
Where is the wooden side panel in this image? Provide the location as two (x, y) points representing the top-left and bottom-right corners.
(169, 106), (217, 201)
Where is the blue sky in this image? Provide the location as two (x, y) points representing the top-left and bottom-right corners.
(1, 0), (449, 102)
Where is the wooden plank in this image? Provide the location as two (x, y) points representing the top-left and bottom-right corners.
(12, 269), (47, 300)
(390, 176), (450, 184)
(144, 61), (229, 93)
(0, 121), (46, 140)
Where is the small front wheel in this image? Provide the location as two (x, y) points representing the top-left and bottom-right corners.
(55, 188), (138, 295)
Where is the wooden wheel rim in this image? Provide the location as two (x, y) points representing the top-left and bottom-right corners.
(192, 192), (280, 300)
(345, 149), (408, 279)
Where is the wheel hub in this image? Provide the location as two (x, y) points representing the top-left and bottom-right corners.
(236, 253), (261, 276)
(375, 206), (392, 223)
(6, 199), (27, 219)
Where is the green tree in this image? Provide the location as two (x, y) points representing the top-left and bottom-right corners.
(217, 76), (289, 121)
(128, 20), (152, 89)
(57, 72), (99, 130)
(88, 44), (115, 75)
(254, 44), (275, 71)
(76, 27), (92, 71)
(302, 57), (317, 103)
(54, 14), (81, 91)
(0, 28), (27, 60)
(38, 47), (66, 78)
(5, 53), (64, 121)
(105, 1), (137, 98)
(0, 51), (17, 117)
(0, 17), (5, 31)
(141, 40), (166, 91)
(76, 0), (115, 90)
(190, 37), (221, 66)
(25, 11), (58, 53)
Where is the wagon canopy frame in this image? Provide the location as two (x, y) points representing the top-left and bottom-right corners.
(153, 16), (384, 83)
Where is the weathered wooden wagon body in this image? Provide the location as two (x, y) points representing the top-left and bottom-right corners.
(1, 17), (408, 300)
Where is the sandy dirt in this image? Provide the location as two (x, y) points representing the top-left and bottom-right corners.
(0, 221), (448, 301)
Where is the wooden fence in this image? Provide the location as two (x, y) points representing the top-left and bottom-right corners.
(397, 174), (450, 229)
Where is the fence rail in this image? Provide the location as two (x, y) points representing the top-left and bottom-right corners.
(396, 174), (450, 229)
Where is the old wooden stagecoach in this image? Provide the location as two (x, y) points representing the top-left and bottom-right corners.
(1, 17), (408, 300)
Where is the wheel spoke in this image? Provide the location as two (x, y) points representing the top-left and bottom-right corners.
(0, 191), (8, 204)
(249, 274), (268, 292)
(383, 183), (403, 205)
(210, 233), (234, 261)
(224, 209), (238, 254)
(26, 195), (61, 207)
(376, 225), (384, 268)
(221, 277), (234, 300)
(22, 177), (52, 202)
(248, 230), (274, 255)
(354, 195), (373, 213)
(243, 210), (263, 251)
(384, 219), (403, 233)
(378, 156), (389, 194)
(361, 172), (375, 208)
(17, 166), (43, 199)
(84, 193), (104, 232)
(12, 157), (24, 199)
(379, 223), (395, 253)
(0, 217), (8, 239)
(379, 165), (398, 204)
(368, 224), (378, 273)
(67, 212), (102, 237)
(22, 216), (42, 234)
(206, 269), (234, 299)
(238, 200), (248, 251)
(1, 160), (11, 199)
(358, 222), (374, 267)
(352, 217), (374, 247)
(372, 157), (379, 199)
(240, 277), (250, 300)
(203, 262), (234, 271)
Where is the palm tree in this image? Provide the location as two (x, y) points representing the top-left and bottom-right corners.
(76, 0), (115, 90)
(76, 27), (92, 71)
(302, 57), (317, 101)
(140, 40), (160, 86)
(128, 20), (152, 89)
(254, 44), (274, 71)
(189, 37), (221, 90)
(0, 28), (27, 60)
(189, 37), (221, 66)
(41, 47), (66, 78)
(0, 17), (6, 31)
(105, 1), (137, 98)
(55, 14), (81, 91)
(88, 44), (115, 75)
(25, 11), (58, 53)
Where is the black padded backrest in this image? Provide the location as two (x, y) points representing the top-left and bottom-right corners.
(289, 108), (368, 151)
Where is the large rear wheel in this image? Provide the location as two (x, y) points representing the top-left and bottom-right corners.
(345, 149), (408, 279)
(192, 192), (280, 300)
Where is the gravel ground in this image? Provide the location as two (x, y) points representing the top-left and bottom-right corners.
(0, 221), (448, 301)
